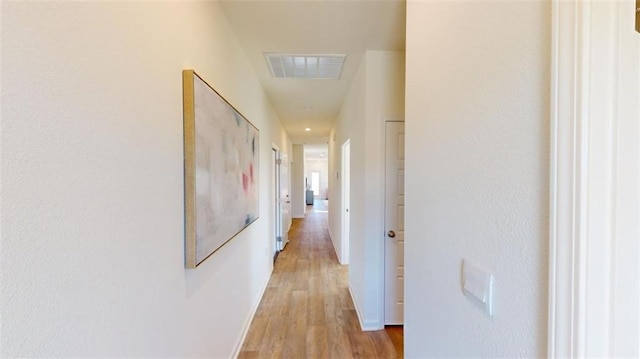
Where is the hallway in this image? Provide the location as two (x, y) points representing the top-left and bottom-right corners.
(238, 202), (402, 358)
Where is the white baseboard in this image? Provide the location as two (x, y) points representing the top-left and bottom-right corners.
(231, 273), (270, 358)
(327, 226), (344, 265)
(348, 285), (382, 332)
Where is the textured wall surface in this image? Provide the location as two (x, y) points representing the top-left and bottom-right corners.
(0, 2), (289, 357)
(404, 1), (550, 357)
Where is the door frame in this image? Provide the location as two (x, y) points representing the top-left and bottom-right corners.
(383, 121), (404, 325)
(341, 139), (351, 265)
(280, 152), (291, 246)
(549, 0), (639, 356)
(272, 146), (283, 261)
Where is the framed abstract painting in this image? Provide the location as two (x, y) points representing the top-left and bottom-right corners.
(182, 69), (259, 268)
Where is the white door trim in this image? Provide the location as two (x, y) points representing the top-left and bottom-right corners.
(549, 0), (639, 356)
(548, 2), (582, 354)
(383, 121), (405, 325)
(341, 139), (350, 265)
(272, 146), (283, 255)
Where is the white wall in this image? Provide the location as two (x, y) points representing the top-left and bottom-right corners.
(404, 1), (550, 357)
(328, 51), (405, 330)
(304, 159), (329, 199)
(328, 55), (366, 308)
(291, 144), (305, 218)
(0, 2), (290, 357)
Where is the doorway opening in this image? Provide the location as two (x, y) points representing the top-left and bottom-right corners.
(272, 147), (282, 262)
(272, 146), (291, 263)
(310, 171), (320, 199)
(303, 143), (329, 209)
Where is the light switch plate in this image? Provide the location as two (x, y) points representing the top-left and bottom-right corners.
(462, 260), (494, 316)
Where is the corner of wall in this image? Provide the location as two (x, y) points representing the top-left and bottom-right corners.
(348, 284), (382, 331)
(230, 273), (272, 358)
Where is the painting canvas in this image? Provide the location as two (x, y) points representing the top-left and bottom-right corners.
(183, 70), (259, 268)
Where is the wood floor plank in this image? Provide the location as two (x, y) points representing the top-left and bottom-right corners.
(238, 202), (403, 359)
(237, 350), (260, 359)
(385, 326), (404, 359)
(326, 323), (354, 359)
(241, 315), (269, 352)
(282, 290), (308, 358)
(257, 317), (285, 358)
(369, 329), (398, 359)
(307, 325), (329, 359)
(294, 259), (310, 290)
(307, 293), (326, 326)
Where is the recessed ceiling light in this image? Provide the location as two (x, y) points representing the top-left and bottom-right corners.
(264, 53), (346, 80)
(305, 128), (311, 132)
(304, 106), (312, 112)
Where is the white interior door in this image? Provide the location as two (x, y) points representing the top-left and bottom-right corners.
(549, 1), (640, 356)
(341, 140), (351, 265)
(272, 148), (284, 254)
(384, 122), (405, 325)
(280, 153), (291, 246)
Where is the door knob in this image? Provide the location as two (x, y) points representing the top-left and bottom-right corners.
(387, 230), (396, 238)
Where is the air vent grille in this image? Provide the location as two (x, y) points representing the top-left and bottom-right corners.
(264, 53), (346, 79)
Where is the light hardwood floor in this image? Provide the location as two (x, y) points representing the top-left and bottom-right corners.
(238, 202), (403, 359)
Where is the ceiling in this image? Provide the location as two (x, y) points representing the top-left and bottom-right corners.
(219, 0), (406, 145)
(304, 143), (328, 161)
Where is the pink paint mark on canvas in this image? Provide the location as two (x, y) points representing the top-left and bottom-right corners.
(242, 173), (249, 192)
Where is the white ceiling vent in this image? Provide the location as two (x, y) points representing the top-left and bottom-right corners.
(264, 53), (346, 79)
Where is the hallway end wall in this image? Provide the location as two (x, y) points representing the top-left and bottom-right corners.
(404, 1), (550, 357)
(1, 2), (291, 357)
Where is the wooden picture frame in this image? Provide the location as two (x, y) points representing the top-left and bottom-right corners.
(183, 69), (259, 268)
